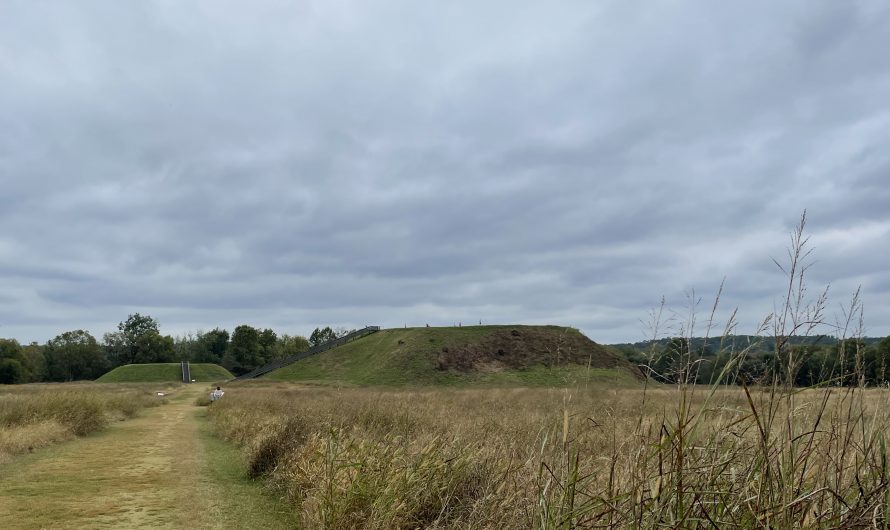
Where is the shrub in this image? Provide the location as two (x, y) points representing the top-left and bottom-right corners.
(0, 358), (23, 384)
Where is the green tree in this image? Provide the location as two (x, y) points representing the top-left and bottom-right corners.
(102, 332), (127, 366)
(135, 332), (175, 363)
(649, 338), (711, 384)
(0, 358), (23, 384)
(0, 338), (28, 383)
(792, 345), (826, 387)
(193, 328), (230, 364)
(309, 326), (337, 347)
(258, 328), (278, 364)
(121, 313), (160, 340)
(173, 333), (196, 362)
(278, 334), (310, 358)
(227, 325), (262, 375)
(44, 330), (109, 381)
(648, 339), (680, 383)
(864, 336), (890, 385)
(0, 338), (22, 359)
(21, 342), (46, 382)
(833, 338), (866, 386)
(879, 336), (890, 357)
(103, 313), (172, 366)
(709, 350), (733, 385)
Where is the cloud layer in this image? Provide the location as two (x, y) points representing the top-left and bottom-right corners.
(2, 1), (889, 343)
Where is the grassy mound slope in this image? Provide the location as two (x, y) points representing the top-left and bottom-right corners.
(264, 325), (641, 386)
(97, 363), (233, 383)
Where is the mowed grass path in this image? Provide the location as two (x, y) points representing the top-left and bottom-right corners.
(0, 386), (295, 529)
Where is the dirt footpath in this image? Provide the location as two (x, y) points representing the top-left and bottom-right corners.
(0, 386), (294, 529)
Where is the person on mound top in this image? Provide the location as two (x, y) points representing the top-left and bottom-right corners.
(210, 386), (224, 402)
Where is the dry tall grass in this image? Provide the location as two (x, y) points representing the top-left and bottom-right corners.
(0, 383), (165, 463)
(207, 382), (889, 528)
(208, 213), (890, 528)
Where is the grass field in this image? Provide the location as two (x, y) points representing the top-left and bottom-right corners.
(97, 363), (232, 383)
(0, 385), (297, 529)
(0, 383), (165, 463)
(264, 325), (639, 386)
(209, 380), (890, 528)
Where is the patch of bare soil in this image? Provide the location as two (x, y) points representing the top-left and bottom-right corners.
(436, 327), (641, 377)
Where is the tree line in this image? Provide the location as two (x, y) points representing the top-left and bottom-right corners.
(617, 335), (890, 387)
(0, 314), (351, 383)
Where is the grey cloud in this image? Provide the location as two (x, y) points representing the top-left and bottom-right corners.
(1, 0), (889, 344)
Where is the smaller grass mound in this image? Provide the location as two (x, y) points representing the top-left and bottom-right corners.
(97, 363), (232, 383)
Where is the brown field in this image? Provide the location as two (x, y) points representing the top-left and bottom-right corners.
(0, 382), (167, 464)
(209, 380), (890, 529)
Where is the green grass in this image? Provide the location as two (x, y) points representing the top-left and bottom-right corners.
(195, 409), (299, 528)
(96, 363), (232, 383)
(263, 325), (639, 387)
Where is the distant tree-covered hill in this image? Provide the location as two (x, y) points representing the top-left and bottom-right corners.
(608, 335), (890, 387)
(610, 335), (885, 355)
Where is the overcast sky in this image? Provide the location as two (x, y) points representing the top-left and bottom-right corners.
(1, 1), (889, 345)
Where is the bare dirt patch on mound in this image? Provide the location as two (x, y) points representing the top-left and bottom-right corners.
(436, 327), (640, 377)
